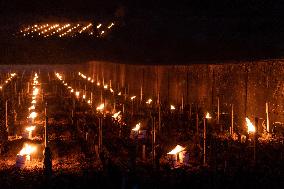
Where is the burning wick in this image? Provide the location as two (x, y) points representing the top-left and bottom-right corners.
(33, 88), (39, 95)
(130, 96), (136, 100)
(28, 112), (37, 119)
(96, 103), (104, 111)
(132, 122), (141, 131)
(205, 112), (212, 119)
(167, 145), (185, 155)
(18, 143), (36, 161)
(75, 91), (80, 97)
(26, 126), (36, 139)
(112, 111), (121, 119)
(29, 105), (35, 110)
(146, 99), (152, 104)
(246, 117), (256, 133)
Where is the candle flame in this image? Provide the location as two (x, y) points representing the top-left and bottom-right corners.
(130, 96), (136, 100)
(56, 73), (63, 80)
(112, 111), (121, 119)
(28, 112), (37, 119)
(167, 145), (185, 155)
(146, 98), (152, 104)
(26, 126), (36, 132)
(33, 88), (39, 96)
(80, 74), (86, 79)
(29, 105), (35, 110)
(18, 143), (36, 161)
(170, 105), (175, 110)
(205, 112), (212, 119)
(132, 122), (141, 131)
(96, 103), (104, 111)
(246, 117), (256, 133)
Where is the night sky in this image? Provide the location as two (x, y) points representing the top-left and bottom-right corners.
(1, 0), (284, 64)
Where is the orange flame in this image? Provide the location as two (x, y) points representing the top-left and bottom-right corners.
(33, 88), (39, 96)
(205, 112), (212, 119)
(132, 123), (141, 131)
(29, 105), (35, 110)
(96, 103), (104, 111)
(246, 117), (256, 133)
(18, 143), (36, 161)
(25, 126), (35, 132)
(130, 96), (136, 100)
(146, 99), (152, 104)
(28, 112), (37, 119)
(75, 91), (80, 97)
(112, 111), (121, 119)
(167, 145), (185, 155)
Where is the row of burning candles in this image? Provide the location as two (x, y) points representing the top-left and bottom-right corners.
(58, 73), (156, 153)
(0, 73), (17, 90)
(55, 72), (122, 121)
(78, 72), (257, 134)
(77, 72), (177, 110)
(20, 22), (115, 38)
(83, 71), (258, 152)
(17, 73), (40, 161)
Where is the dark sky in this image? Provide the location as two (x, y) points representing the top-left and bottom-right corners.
(2, 0), (284, 21)
(1, 0), (284, 64)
